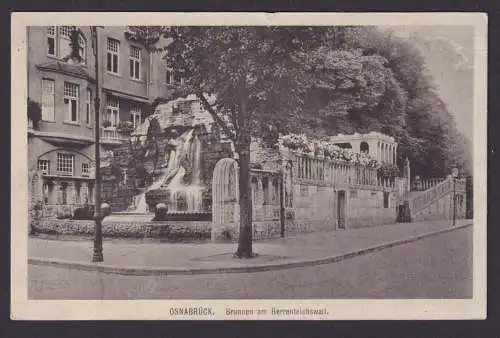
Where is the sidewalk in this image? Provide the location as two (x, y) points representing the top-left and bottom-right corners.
(29, 219), (472, 275)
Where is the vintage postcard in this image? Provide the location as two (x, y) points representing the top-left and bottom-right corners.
(11, 12), (487, 320)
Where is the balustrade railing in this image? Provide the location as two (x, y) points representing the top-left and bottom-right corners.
(292, 152), (395, 190)
(411, 177), (445, 191)
(100, 127), (129, 142)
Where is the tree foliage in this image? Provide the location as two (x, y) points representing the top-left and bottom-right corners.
(319, 27), (471, 176)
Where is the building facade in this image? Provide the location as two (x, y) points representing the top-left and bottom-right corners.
(27, 26), (177, 216)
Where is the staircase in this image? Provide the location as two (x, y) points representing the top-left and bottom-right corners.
(402, 176), (467, 222)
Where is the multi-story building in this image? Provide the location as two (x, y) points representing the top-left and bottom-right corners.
(27, 26), (179, 216)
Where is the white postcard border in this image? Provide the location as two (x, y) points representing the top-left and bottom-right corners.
(11, 12), (487, 320)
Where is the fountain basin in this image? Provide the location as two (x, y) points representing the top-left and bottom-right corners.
(153, 212), (212, 222)
(103, 212), (155, 224)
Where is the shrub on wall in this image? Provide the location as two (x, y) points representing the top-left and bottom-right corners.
(29, 200), (43, 234)
(279, 133), (379, 168)
(285, 209), (295, 220)
(27, 98), (42, 128)
(31, 219), (212, 242)
(116, 121), (135, 136)
(377, 163), (399, 179)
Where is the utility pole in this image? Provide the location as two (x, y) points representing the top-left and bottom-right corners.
(91, 26), (103, 262)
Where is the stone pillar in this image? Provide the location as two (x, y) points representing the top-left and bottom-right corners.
(81, 181), (88, 204)
(253, 175), (264, 220)
(350, 140), (361, 155)
(212, 158), (240, 242)
(367, 140), (377, 159)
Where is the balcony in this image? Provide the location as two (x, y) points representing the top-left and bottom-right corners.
(100, 127), (129, 144)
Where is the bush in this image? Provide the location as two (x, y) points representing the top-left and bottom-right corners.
(27, 98), (42, 128)
(377, 163), (400, 179)
(72, 205), (95, 220)
(56, 212), (72, 220)
(116, 121), (135, 135)
(29, 200), (43, 234)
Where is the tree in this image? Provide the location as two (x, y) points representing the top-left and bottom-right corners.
(145, 27), (335, 258)
(299, 46), (408, 140)
(342, 26), (471, 177)
(132, 25), (470, 256)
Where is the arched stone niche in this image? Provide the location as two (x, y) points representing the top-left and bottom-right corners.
(211, 158), (239, 241)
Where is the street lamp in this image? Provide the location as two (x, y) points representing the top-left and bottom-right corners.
(91, 26), (103, 262)
(451, 166), (459, 226)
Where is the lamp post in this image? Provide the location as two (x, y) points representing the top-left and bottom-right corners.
(451, 167), (459, 227)
(91, 26), (103, 262)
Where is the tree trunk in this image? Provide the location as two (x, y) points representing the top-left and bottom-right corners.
(235, 140), (253, 258)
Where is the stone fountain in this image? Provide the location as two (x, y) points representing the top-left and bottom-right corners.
(103, 96), (232, 224)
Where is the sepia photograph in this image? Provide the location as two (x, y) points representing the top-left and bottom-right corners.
(12, 12), (486, 320)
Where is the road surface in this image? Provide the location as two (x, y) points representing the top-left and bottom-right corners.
(28, 227), (472, 299)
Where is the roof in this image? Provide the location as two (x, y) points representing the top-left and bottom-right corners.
(36, 60), (95, 83)
(330, 131), (396, 144)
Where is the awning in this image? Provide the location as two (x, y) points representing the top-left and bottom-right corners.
(102, 88), (151, 104)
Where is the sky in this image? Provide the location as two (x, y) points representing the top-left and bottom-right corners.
(381, 26), (474, 142)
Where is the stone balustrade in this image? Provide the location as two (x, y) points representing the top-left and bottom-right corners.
(411, 177), (445, 191)
(407, 176), (466, 220)
(290, 151), (396, 190)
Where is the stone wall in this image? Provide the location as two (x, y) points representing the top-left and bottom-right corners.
(199, 135), (233, 192)
(291, 181), (398, 231)
(412, 191), (466, 222)
(345, 189), (398, 228)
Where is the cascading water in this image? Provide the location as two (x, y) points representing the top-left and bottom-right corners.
(165, 129), (205, 213)
(128, 128), (205, 213)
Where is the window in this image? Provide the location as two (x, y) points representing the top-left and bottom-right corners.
(129, 46), (141, 80)
(56, 153), (74, 176)
(38, 160), (50, 175)
(383, 192), (390, 208)
(129, 104), (142, 129)
(165, 60), (184, 85)
(46, 26), (86, 63)
(86, 89), (92, 125)
(64, 82), (79, 122)
(82, 163), (90, 177)
(106, 96), (119, 127)
(47, 26), (56, 56)
(58, 26), (72, 59)
(41, 79), (55, 121)
(107, 38), (120, 74)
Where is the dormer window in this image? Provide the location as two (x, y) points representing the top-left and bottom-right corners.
(46, 26), (87, 64)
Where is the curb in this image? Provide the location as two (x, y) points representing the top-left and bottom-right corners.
(28, 223), (472, 276)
